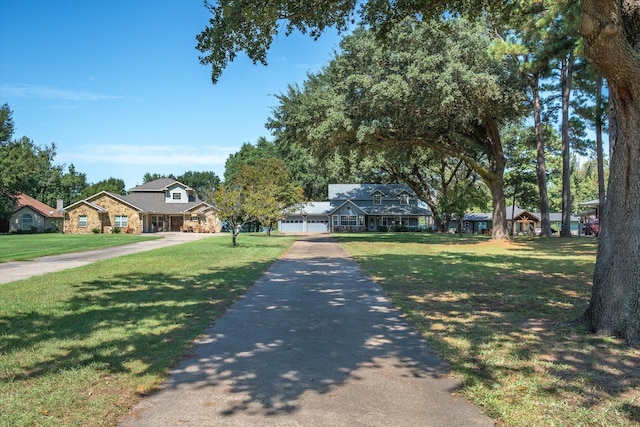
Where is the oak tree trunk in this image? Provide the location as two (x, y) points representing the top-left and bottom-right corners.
(483, 115), (509, 240)
(580, 0), (640, 344)
(489, 174), (508, 240)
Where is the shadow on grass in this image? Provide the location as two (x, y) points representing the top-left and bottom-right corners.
(0, 260), (274, 382)
(338, 237), (639, 423)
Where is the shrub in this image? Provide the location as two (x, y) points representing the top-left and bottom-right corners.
(91, 228), (101, 234)
(112, 227), (121, 234)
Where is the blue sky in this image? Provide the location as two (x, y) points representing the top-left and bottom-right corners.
(0, 0), (341, 189)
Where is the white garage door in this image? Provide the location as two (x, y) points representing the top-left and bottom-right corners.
(306, 217), (329, 232)
(279, 216), (329, 232)
(280, 216), (304, 232)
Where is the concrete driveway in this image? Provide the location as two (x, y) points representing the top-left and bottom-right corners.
(0, 232), (220, 284)
(121, 235), (494, 426)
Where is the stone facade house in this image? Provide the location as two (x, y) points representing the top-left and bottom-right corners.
(63, 178), (221, 234)
(5, 193), (64, 233)
(279, 184), (432, 233)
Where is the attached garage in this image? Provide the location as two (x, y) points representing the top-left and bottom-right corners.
(279, 215), (330, 233)
(279, 202), (332, 233)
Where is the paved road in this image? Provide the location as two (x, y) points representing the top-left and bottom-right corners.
(0, 232), (218, 284)
(121, 235), (494, 427)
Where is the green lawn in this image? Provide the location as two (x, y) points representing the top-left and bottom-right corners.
(334, 233), (639, 427)
(0, 234), (297, 427)
(0, 233), (160, 263)
(2, 232), (637, 426)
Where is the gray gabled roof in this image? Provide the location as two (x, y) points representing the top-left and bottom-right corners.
(287, 201), (334, 216)
(129, 178), (193, 192)
(118, 192), (207, 214)
(328, 184), (415, 200)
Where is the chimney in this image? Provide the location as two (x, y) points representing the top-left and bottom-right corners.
(57, 199), (64, 212)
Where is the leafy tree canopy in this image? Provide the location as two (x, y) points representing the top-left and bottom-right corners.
(268, 17), (527, 238)
(196, 0), (522, 83)
(212, 156), (304, 245)
(79, 178), (127, 200)
(234, 157), (304, 235)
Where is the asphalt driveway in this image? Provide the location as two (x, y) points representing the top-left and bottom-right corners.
(121, 235), (493, 426)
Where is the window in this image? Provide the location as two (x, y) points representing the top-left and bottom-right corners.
(400, 194), (409, 205)
(172, 192), (182, 200)
(115, 215), (128, 227)
(340, 215), (357, 226)
(373, 194), (382, 205)
(151, 215), (164, 232)
(21, 214), (32, 231)
(79, 215), (88, 227)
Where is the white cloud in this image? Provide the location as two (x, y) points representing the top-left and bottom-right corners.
(0, 83), (122, 101)
(59, 144), (236, 166)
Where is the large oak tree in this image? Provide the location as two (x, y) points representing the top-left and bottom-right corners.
(197, 0), (640, 342)
(579, 0), (640, 343)
(267, 18), (526, 239)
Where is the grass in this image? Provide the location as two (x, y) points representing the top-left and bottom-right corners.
(2, 232), (638, 426)
(334, 233), (640, 426)
(0, 234), (297, 427)
(0, 233), (160, 263)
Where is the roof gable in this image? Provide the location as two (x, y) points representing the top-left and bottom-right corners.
(91, 191), (144, 211)
(63, 191), (142, 212)
(129, 178), (193, 192)
(329, 200), (368, 216)
(328, 184), (416, 200)
(62, 199), (108, 213)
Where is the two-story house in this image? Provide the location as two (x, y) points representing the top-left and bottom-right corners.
(62, 178), (221, 234)
(279, 184), (432, 233)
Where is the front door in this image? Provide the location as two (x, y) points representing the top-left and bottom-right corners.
(170, 216), (183, 232)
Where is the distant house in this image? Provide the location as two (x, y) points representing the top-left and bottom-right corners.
(279, 184), (432, 233)
(6, 193), (64, 233)
(62, 178), (221, 234)
(451, 206), (581, 235)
